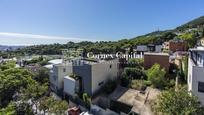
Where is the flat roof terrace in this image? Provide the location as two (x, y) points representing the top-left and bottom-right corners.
(109, 86), (160, 114)
(144, 52), (169, 56)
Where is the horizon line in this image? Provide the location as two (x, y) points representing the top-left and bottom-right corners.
(0, 32), (111, 46)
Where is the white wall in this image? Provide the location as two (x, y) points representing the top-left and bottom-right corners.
(64, 76), (76, 96)
(56, 63), (73, 89)
(191, 66), (204, 105)
(49, 68), (58, 92)
(137, 45), (147, 51)
(91, 59), (118, 95)
(188, 57), (193, 92)
(188, 52), (204, 105)
(155, 45), (162, 52)
(49, 62), (73, 91)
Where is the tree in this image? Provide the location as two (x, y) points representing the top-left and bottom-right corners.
(127, 58), (144, 68)
(179, 32), (198, 48)
(0, 67), (33, 107)
(152, 86), (204, 115)
(120, 66), (146, 87)
(128, 46), (133, 55)
(20, 82), (48, 113)
(120, 73), (130, 87)
(0, 102), (16, 115)
(161, 32), (177, 41)
(0, 61), (49, 114)
(123, 67), (146, 80)
(53, 100), (68, 115)
(39, 96), (54, 114)
(82, 93), (91, 108)
(182, 56), (188, 83)
(0, 102), (32, 115)
(15, 102), (33, 115)
(131, 80), (146, 90)
(39, 96), (50, 115)
(33, 67), (49, 84)
(0, 61), (16, 71)
(146, 64), (166, 89)
(39, 96), (68, 115)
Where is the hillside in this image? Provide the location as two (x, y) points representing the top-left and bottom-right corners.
(176, 16), (204, 31)
(2, 16), (204, 57)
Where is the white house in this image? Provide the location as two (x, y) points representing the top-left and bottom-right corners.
(135, 44), (162, 54)
(136, 45), (148, 52)
(64, 75), (76, 96)
(50, 58), (119, 96)
(44, 59), (63, 69)
(49, 61), (73, 94)
(188, 44), (204, 105)
(155, 45), (162, 52)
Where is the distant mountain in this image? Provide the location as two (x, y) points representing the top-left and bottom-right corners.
(0, 45), (25, 51)
(176, 16), (204, 31)
(131, 16), (204, 39)
(129, 16), (204, 44)
(7, 15), (204, 56)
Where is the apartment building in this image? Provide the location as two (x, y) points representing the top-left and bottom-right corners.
(49, 58), (119, 96)
(188, 45), (204, 105)
(163, 39), (187, 52)
(144, 52), (170, 71)
(135, 44), (162, 54)
(147, 44), (162, 52)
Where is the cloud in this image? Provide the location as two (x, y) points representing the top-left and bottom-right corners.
(0, 32), (95, 41)
(0, 32), (104, 45)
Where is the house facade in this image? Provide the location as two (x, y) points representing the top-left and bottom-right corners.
(50, 59), (119, 96)
(144, 52), (169, 71)
(135, 44), (162, 54)
(163, 39), (187, 52)
(188, 46), (204, 105)
(49, 61), (73, 94)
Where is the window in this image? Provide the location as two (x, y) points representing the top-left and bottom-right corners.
(63, 68), (66, 72)
(197, 54), (203, 63)
(110, 64), (112, 68)
(198, 54), (201, 63)
(98, 81), (104, 86)
(53, 75), (56, 81)
(198, 82), (204, 93)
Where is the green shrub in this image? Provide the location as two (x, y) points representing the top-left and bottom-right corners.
(38, 60), (48, 66)
(127, 58), (144, 68)
(104, 79), (117, 94)
(143, 80), (152, 86)
(124, 67), (146, 80)
(146, 64), (166, 89)
(120, 75), (130, 87)
(131, 80), (146, 90)
(166, 79), (175, 88)
(82, 93), (91, 107)
(0, 61), (16, 71)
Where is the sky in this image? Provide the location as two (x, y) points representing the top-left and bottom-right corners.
(0, 0), (204, 45)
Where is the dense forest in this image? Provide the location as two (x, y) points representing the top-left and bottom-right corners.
(1, 16), (204, 57)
